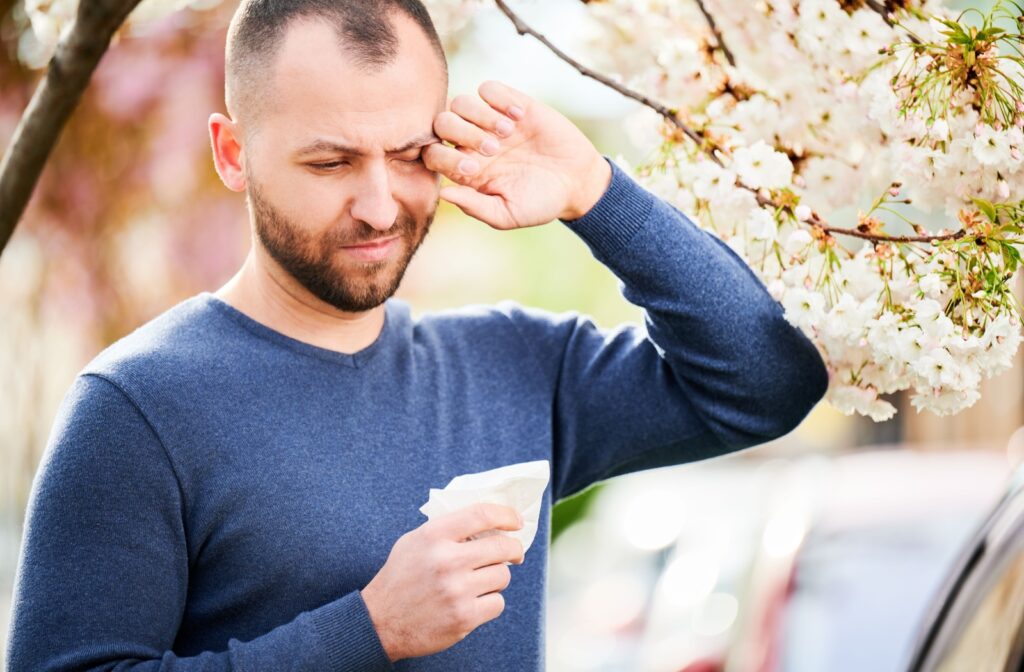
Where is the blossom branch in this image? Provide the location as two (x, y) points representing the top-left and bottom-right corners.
(493, 0), (709, 151)
(864, 0), (923, 43)
(816, 223), (964, 243)
(496, 0), (962, 245)
(694, 0), (737, 67)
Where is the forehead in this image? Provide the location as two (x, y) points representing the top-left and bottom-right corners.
(266, 15), (447, 151)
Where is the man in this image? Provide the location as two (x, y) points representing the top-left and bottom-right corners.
(6, 0), (829, 670)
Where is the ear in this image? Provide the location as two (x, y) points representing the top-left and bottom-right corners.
(209, 113), (246, 193)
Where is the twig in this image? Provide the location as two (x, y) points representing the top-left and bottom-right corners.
(815, 222), (965, 243)
(0, 0), (143, 258)
(497, 0), (964, 245)
(493, 0), (708, 153)
(864, 0), (922, 44)
(694, 0), (736, 67)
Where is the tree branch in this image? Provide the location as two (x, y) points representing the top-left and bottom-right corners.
(493, 0), (707, 151)
(864, 0), (922, 44)
(0, 0), (143, 259)
(498, 0), (963, 245)
(694, 0), (736, 67)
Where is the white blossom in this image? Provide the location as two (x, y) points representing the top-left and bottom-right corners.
(732, 141), (794, 190)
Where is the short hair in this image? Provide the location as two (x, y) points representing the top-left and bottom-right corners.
(225, 0), (448, 127)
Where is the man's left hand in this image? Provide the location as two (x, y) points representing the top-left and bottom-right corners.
(424, 80), (612, 230)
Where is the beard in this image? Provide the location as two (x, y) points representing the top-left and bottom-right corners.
(246, 171), (433, 313)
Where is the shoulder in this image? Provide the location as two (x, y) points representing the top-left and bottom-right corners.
(79, 293), (228, 400)
(412, 299), (606, 375)
(412, 299), (583, 344)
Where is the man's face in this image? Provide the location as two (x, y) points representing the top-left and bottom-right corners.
(240, 15), (446, 312)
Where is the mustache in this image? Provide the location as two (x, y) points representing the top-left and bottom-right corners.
(331, 217), (415, 247)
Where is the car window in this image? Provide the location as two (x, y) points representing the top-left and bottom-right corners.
(935, 545), (1024, 672)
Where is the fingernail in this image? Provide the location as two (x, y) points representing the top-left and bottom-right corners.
(480, 138), (500, 156)
(458, 158), (479, 174)
(508, 106), (525, 120)
(496, 119), (514, 137)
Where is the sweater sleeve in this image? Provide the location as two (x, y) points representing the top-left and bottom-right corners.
(5, 374), (393, 672)
(501, 156), (829, 503)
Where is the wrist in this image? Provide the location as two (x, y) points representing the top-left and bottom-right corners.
(561, 153), (612, 221)
(360, 586), (400, 663)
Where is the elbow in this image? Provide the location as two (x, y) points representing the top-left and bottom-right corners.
(768, 349), (829, 439)
(756, 316), (830, 441)
(705, 314), (830, 449)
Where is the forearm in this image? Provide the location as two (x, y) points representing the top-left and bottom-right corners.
(10, 590), (389, 671)
(560, 157), (829, 447)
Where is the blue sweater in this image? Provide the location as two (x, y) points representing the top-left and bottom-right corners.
(6, 158), (828, 671)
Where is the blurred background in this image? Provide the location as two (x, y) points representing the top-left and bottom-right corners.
(1, 0), (1021, 670)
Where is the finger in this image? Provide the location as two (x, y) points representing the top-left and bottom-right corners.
(477, 80), (528, 121)
(474, 591), (505, 626)
(450, 93), (517, 139)
(434, 110), (502, 157)
(431, 502), (522, 542)
(440, 184), (512, 228)
(469, 562), (512, 597)
(423, 143), (486, 184)
(458, 530), (525, 569)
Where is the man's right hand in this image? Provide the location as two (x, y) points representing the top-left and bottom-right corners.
(359, 503), (526, 663)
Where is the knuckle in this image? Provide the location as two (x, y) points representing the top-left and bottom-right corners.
(453, 600), (476, 631)
(427, 544), (452, 574)
(440, 576), (463, 605)
(499, 535), (520, 558)
(450, 95), (474, 114)
(491, 592), (506, 616)
(473, 503), (495, 530)
(435, 110), (459, 128)
(442, 544), (462, 568)
(498, 564), (512, 588)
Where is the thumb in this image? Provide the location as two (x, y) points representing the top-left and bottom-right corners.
(440, 184), (512, 228)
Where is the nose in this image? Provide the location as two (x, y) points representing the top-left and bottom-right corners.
(349, 161), (400, 232)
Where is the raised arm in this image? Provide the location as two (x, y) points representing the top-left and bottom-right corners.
(499, 157), (828, 501)
(423, 80), (829, 503)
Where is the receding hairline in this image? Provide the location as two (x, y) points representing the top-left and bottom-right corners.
(224, 1), (448, 128)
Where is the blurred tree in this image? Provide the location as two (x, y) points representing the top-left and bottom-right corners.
(0, 0), (147, 255)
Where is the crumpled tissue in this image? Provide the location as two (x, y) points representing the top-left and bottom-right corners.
(419, 459), (550, 557)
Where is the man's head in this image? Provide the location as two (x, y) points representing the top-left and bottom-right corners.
(210, 0), (449, 313)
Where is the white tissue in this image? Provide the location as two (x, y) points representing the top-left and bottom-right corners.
(419, 459), (551, 556)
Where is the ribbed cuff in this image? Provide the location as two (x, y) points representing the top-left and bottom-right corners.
(309, 590), (394, 671)
(560, 156), (656, 260)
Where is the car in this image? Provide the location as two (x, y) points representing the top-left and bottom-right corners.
(546, 450), (1016, 672)
(904, 462), (1024, 672)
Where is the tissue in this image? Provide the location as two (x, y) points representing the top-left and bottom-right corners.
(419, 459), (550, 556)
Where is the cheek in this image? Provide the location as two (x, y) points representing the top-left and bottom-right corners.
(279, 171), (350, 222)
(397, 167), (441, 214)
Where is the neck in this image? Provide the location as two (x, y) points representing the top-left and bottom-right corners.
(214, 246), (387, 355)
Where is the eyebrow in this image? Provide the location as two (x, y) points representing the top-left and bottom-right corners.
(294, 131), (439, 158)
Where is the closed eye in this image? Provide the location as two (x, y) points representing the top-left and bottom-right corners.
(309, 160), (348, 170)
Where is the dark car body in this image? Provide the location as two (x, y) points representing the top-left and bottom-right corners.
(905, 465), (1024, 672)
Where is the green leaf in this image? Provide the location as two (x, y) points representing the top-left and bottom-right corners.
(973, 197), (998, 221)
(1001, 244), (1020, 273)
